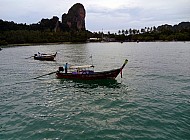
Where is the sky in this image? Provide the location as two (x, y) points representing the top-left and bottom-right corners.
(0, 0), (190, 33)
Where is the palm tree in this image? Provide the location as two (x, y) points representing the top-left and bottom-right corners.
(129, 28), (132, 35)
(125, 29), (128, 35)
(145, 27), (147, 32)
(132, 29), (137, 35)
(147, 27), (150, 32)
(122, 29), (125, 35)
(141, 28), (145, 33)
(153, 26), (157, 32)
(118, 30), (121, 35)
(137, 30), (140, 34)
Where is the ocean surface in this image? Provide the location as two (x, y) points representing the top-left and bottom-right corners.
(0, 42), (190, 140)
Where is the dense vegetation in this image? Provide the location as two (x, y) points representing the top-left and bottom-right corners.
(0, 19), (190, 46)
(0, 19), (90, 45)
(115, 22), (190, 42)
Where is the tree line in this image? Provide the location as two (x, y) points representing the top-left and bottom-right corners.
(0, 19), (190, 46)
(115, 22), (190, 41)
(91, 22), (190, 42)
(0, 19), (90, 45)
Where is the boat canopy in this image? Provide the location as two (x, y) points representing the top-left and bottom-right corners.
(70, 65), (94, 69)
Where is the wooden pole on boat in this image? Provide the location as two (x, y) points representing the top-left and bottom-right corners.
(90, 54), (94, 67)
(121, 69), (123, 78)
(25, 56), (34, 59)
(120, 59), (128, 78)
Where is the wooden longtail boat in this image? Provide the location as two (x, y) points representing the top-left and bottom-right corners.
(56, 59), (128, 80)
(34, 52), (57, 61)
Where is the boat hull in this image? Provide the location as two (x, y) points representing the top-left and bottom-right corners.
(34, 53), (57, 61)
(34, 56), (55, 61)
(56, 68), (121, 80)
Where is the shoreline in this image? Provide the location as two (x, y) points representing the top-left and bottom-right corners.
(0, 42), (77, 48)
(0, 41), (188, 48)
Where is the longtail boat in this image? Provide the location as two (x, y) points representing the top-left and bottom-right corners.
(56, 59), (128, 80)
(34, 52), (57, 61)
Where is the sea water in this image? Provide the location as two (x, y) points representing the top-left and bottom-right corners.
(0, 42), (190, 139)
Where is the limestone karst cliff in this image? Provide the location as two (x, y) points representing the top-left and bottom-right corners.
(62, 3), (86, 31)
(39, 3), (86, 32)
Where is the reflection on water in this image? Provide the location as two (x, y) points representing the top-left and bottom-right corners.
(59, 44), (89, 64)
(59, 79), (122, 89)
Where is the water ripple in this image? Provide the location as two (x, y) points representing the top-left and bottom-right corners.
(1, 43), (190, 140)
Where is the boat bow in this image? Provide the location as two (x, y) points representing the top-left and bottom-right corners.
(121, 59), (128, 70)
(120, 59), (128, 78)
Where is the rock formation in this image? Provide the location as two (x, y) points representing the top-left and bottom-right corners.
(37, 3), (86, 32)
(62, 3), (86, 31)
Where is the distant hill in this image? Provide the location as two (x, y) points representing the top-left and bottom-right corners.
(157, 22), (190, 32)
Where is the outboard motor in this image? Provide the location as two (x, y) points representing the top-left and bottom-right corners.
(59, 67), (64, 71)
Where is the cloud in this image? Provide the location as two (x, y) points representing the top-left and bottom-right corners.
(86, 0), (190, 32)
(0, 0), (189, 32)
